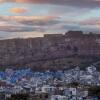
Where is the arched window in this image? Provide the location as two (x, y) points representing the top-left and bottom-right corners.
(73, 46), (79, 53)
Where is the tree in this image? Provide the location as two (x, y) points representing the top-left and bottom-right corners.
(88, 86), (100, 98)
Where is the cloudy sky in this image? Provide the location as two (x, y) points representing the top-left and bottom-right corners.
(0, 0), (100, 39)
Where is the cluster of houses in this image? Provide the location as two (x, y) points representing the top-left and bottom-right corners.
(0, 66), (99, 100)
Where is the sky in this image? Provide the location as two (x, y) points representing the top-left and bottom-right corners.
(0, 0), (100, 39)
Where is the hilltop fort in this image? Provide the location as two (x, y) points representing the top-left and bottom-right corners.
(0, 31), (100, 70)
